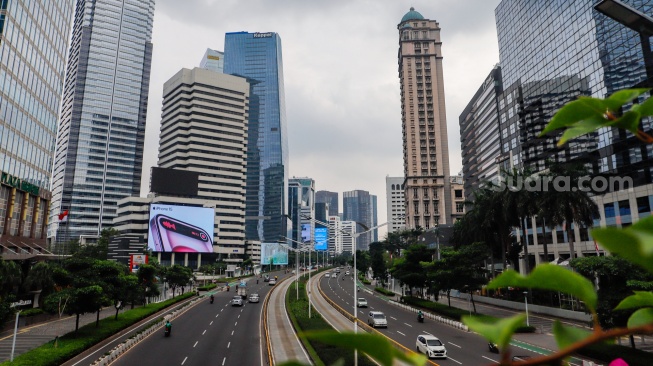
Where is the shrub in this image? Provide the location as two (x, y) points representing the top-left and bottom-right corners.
(197, 284), (217, 291)
(401, 296), (472, 321)
(19, 308), (45, 317)
(374, 287), (395, 296)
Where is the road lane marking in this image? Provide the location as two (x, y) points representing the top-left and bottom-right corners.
(448, 342), (461, 348)
(238, 315), (241, 319)
(231, 330), (234, 335)
(193, 341), (198, 347)
(482, 355), (499, 363)
(424, 331), (433, 336)
(228, 341), (231, 348)
(448, 357), (462, 364)
(222, 357), (226, 365)
(210, 321), (213, 325)
(404, 323), (412, 327)
(202, 330), (206, 335)
(182, 356), (188, 365)
(390, 316), (397, 320)
(235, 322), (238, 326)
(397, 331), (406, 336)
(221, 309), (224, 312)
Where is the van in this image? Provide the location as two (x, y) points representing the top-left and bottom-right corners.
(367, 311), (387, 328)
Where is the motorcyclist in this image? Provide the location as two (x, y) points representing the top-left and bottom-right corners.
(418, 310), (424, 322)
(165, 320), (172, 335)
(210, 294), (214, 304)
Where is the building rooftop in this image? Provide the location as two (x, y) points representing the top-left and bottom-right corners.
(401, 7), (424, 23)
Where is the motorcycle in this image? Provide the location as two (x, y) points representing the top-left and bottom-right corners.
(164, 325), (171, 337)
(417, 313), (424, 323)
(210, 296), (214, 304)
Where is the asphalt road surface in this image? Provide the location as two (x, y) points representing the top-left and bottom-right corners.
(112, 270), (290, 366)
(320, 270), (552, 366)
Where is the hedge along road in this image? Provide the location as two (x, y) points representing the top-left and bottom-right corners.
(109, 270), (291, 366)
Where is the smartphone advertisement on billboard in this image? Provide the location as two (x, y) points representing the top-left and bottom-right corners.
(261, 243), (289, 265)
(314, 227), (328, 251)
(301, 223), (311, 243)
(148, 204), (215, 253)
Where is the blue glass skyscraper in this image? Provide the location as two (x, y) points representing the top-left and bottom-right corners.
(224, 31), (289, 243)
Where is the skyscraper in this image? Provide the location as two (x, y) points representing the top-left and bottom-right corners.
(0, 0), (74, 189)
(200, 48), (224, 73)
(224, 31), (289, 243)
(158, 67), (249, 259)
(386, 176), (406, 234)
(316, 190), (339, 217)
(0, 0), (74, 254)
(343, 190), (375, 250)
(50, 0), (155, 245)
(398, 8), (453, 229)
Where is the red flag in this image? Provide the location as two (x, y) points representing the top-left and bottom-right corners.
(58, 210), (69, 223)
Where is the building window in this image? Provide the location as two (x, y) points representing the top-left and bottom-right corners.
(604, 202), (615, 218)
(637, 196), (651, 214)
(455, 189), (463, 198)
(619, 200), (631, 216)
(456, 202), (464, 213)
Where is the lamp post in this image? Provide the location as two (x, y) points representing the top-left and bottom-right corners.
(595, 0), (653, 82)
(301, 214), (393, 366)
(524, 291), (530, 326)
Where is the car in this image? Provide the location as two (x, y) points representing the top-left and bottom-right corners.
(367, 311), (387, 328)
(416, 335), (447, 359)
(291, 270), (296, 274)
(269, 279), (277, 285)
(357, 298), (368, 307)
(263, 275), (270, 282)
(325, 273), (330, 278)
(345, 271), (350, 275)
(335, 269), (341, 273)
(248, 293), (260, 303)
(231, 296), (243, 306)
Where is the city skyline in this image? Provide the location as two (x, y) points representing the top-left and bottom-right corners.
(142, 1), (502, 240)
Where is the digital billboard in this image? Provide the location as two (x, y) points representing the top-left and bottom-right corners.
(150, 167), (199, 196)
(148, 204), (215, 253)
(261, 243), (288, 265)
(314, 227), (328, 251)
(301, 223), (311, 243)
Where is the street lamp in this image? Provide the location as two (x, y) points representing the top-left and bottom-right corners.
(595, 0), (653, 81)
(524, 291), (530, 326)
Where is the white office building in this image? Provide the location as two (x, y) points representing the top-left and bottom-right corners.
(341, 220), (356, 254)
(386, 176), (406, 234)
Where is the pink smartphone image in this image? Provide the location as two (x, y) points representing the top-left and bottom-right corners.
(150, 214), (213, 252)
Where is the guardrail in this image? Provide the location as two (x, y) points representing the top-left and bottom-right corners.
(316, 273), (441, 366)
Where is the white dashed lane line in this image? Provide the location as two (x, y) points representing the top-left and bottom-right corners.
(228, 341), (231, 348)
(231, 330), (234, 336)
(202, 330), (206, 335)
(210, 321), (213, 325)
(404, 323), (412, 327)
(397, 331), (406, 336)
(390, 316), (397, 320)
(448, 342), (461, 348)
(193, 341), (198, 347)
(482, 355), (499, 363)
(222, 357), (226, 365)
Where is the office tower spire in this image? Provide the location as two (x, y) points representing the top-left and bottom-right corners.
(50, 0), (155, 245)
(398, 8), (452, 229)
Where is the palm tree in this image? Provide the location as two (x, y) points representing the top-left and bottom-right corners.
(545, 163), (599, 260)
(502, 168), (539, 274)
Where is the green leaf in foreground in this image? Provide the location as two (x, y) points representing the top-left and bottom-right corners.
(627, 308), (653, 328)
(636, 94), (653, 116)
(540, 97), (606, 136)
(615, 291), (653, 310)
(591, 216), (653, 274)
(605, 88), (649, 110)
(557, 115), (605, 146)
(487, 264), (597, 313)
(462, 314), (525, 350)
(302, 331), (427, 366)
(552, 321), (592, 349)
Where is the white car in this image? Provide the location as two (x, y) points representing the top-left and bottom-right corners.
(248, 293), (259, 303)
(345, 271), (350, 275)
(416, 335), (447, 359)
(367, 311), (387, 328)
(325, 273), (330, 278)
(231, 296), (244, 306)
(357, 298), (368, 307)
(269, 279), (277, 286)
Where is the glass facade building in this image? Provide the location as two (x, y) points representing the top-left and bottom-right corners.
(49, 0), (155, 245)
(343, 190), (376, 251)
(224, 31), (289, 243)
(315, 190), (339, 217)
(0, 0), (74, 189)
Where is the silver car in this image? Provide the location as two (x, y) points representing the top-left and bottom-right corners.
(231, 296), (243, 306)
(367, 311), (387, 328)
(248, 293), (260, 303)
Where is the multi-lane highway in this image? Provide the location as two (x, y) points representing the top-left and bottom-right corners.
(112, 271), (289, 366)
(319, 269), (556, 365)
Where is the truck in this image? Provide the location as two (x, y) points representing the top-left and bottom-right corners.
(237, 282), (247, 299)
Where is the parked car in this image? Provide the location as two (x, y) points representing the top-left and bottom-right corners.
(367, 311), (387, 328)
(248, 293), (260, 303)
(357, 298), (368, 307)
(231, 296), (243, 306)
(416, 335), (447, 359)
(269, 279), (277, 286)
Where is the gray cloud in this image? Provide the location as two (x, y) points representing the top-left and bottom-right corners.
(142, 0), (502, 239)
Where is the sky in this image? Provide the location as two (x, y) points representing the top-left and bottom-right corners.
(141, 0), (503, 240)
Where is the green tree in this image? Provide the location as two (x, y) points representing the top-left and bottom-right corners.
(369, 242), (387, 284)
(389, 244), (433, 297)
(165, 265), (194, 296)
(424, 242), (489, 309)
(355, 250), (371, 277)
(137, 263), (160, 306)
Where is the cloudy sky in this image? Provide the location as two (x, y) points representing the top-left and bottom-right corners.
(142, 0), (503, 239)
